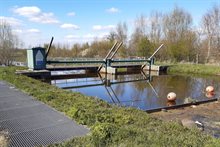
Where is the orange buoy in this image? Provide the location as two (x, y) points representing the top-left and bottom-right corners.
(167, 92), (176, 101)
(206, 86), (214, 93)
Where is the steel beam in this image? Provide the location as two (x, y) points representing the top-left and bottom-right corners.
(47, 60), (104, 64)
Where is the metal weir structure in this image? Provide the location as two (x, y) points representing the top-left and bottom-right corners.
(27, 37), (164, 74)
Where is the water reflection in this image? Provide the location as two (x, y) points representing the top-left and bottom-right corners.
(167, 101), (176, 106)
(205, 92), (215, 98)
(51, 71), (220, 110)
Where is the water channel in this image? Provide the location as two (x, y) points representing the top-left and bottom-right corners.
(51, 70), (220, 111)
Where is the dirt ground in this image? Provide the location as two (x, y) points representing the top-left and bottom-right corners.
(150, 100), (220, 138)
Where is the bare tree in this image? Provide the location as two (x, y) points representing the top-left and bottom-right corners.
(0, 20), (19, 65)
(150, 11), (163, 45)
(114, 22), (128, 57)
(202, 4), (220, 63)
(129, 15), (148, 56)
(71, 43), (81, 57)
(106, 31), (117, 43)
(115, 22), (128, 43)
(163, 6), (192, 43)
(134, 15), (147, 37)
(163, 6), (194, 62)
(193, 27), (204, 63)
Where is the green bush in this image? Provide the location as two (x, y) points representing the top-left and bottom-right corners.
(91, 122), (118, 146)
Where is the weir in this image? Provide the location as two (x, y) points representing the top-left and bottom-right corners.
(18, 37), (166, 79)
(16, 38), (219, 113)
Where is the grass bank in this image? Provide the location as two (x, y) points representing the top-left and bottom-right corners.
(0, 66), (220, 146)
(167, 63), (220, 75)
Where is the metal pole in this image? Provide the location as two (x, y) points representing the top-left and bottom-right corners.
(147, 81), (159, 97)
(109, 86), (120, 103)
(105, 87), (116, 104)
(97, 41), (118, 72)
(148, 44), (164, 59)
(104, 41), (118, 59)
(109, 42), (123, 59)
(104, 42), (122, 73)
(141, 70), (158, 97)
(45, 37), (54, 59)
(141, 44), (164, 69)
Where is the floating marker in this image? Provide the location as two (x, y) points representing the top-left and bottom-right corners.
(205, 92), (215, 98)
(167, 92), (176, 101)
(206, 86), (214, 93)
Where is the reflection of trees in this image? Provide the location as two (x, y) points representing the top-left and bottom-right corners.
(131, 75), (197, 106)
(132, 81), (147, 93)
(113, 74), (146, 98)
(106, 73), (220, 109)
(130, 83), (145, 103)
(114, 84), (125, 97)
(187, 75), (220, 99)
(153, 75), (193, 104)
(131, 76), (158, 106)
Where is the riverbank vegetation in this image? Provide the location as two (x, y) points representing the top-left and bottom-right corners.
(168, 63), (220, 76)
(1, 66), (220, 146)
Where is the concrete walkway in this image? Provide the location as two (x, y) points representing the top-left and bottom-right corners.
(0, 81), (89, 147)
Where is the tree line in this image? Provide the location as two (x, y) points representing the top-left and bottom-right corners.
(1, 5), (220, 65)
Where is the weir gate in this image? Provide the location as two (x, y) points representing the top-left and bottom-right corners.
(19, 37), (165, 79)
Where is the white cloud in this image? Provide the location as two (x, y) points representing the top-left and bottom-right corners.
(29, 13), (59, 24)
(83, 33), (95, 39)
(106, 7), (119, 13)
(133, 17), (150, 27)
(12, 29), (23, 33)
(27, 29), (40, 33)
(60, 23), (80, 29)
(93, 25), (102, 30)
(13, 6), (41, 17)
(67, 12), (76, 16)
(13, 6), (59, 24)
(93, 25), (115, 31)
(0, 16), (22, 26)
(98, 32), (109, 38)
(63, 32), (111, 43)
(65, 35), (81, 43)
(65, 35), (80, 39)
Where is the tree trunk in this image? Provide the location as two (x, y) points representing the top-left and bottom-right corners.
(206, 36), (211, 63)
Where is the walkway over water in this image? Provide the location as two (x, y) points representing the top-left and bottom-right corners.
(27, 40), (164, 74)
(0, 81), (89, 147)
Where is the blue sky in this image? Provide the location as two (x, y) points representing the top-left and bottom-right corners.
(0, 0), (219, 48)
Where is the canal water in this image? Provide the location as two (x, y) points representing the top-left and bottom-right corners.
(51, 71), (220, 111)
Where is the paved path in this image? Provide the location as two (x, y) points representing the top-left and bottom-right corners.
(0, 81), (89, 147)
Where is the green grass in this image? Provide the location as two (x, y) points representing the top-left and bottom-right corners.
(167, 63), (220, 75)
(0, 66), (220, 146)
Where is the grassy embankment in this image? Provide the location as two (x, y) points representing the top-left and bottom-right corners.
(167, 63), (220, 75)
(0, 65), (220, 146)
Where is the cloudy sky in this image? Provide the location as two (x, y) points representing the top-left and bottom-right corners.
(0, 0), (219, 48)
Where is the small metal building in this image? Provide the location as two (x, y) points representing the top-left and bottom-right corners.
(27, 47), (46, 70)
